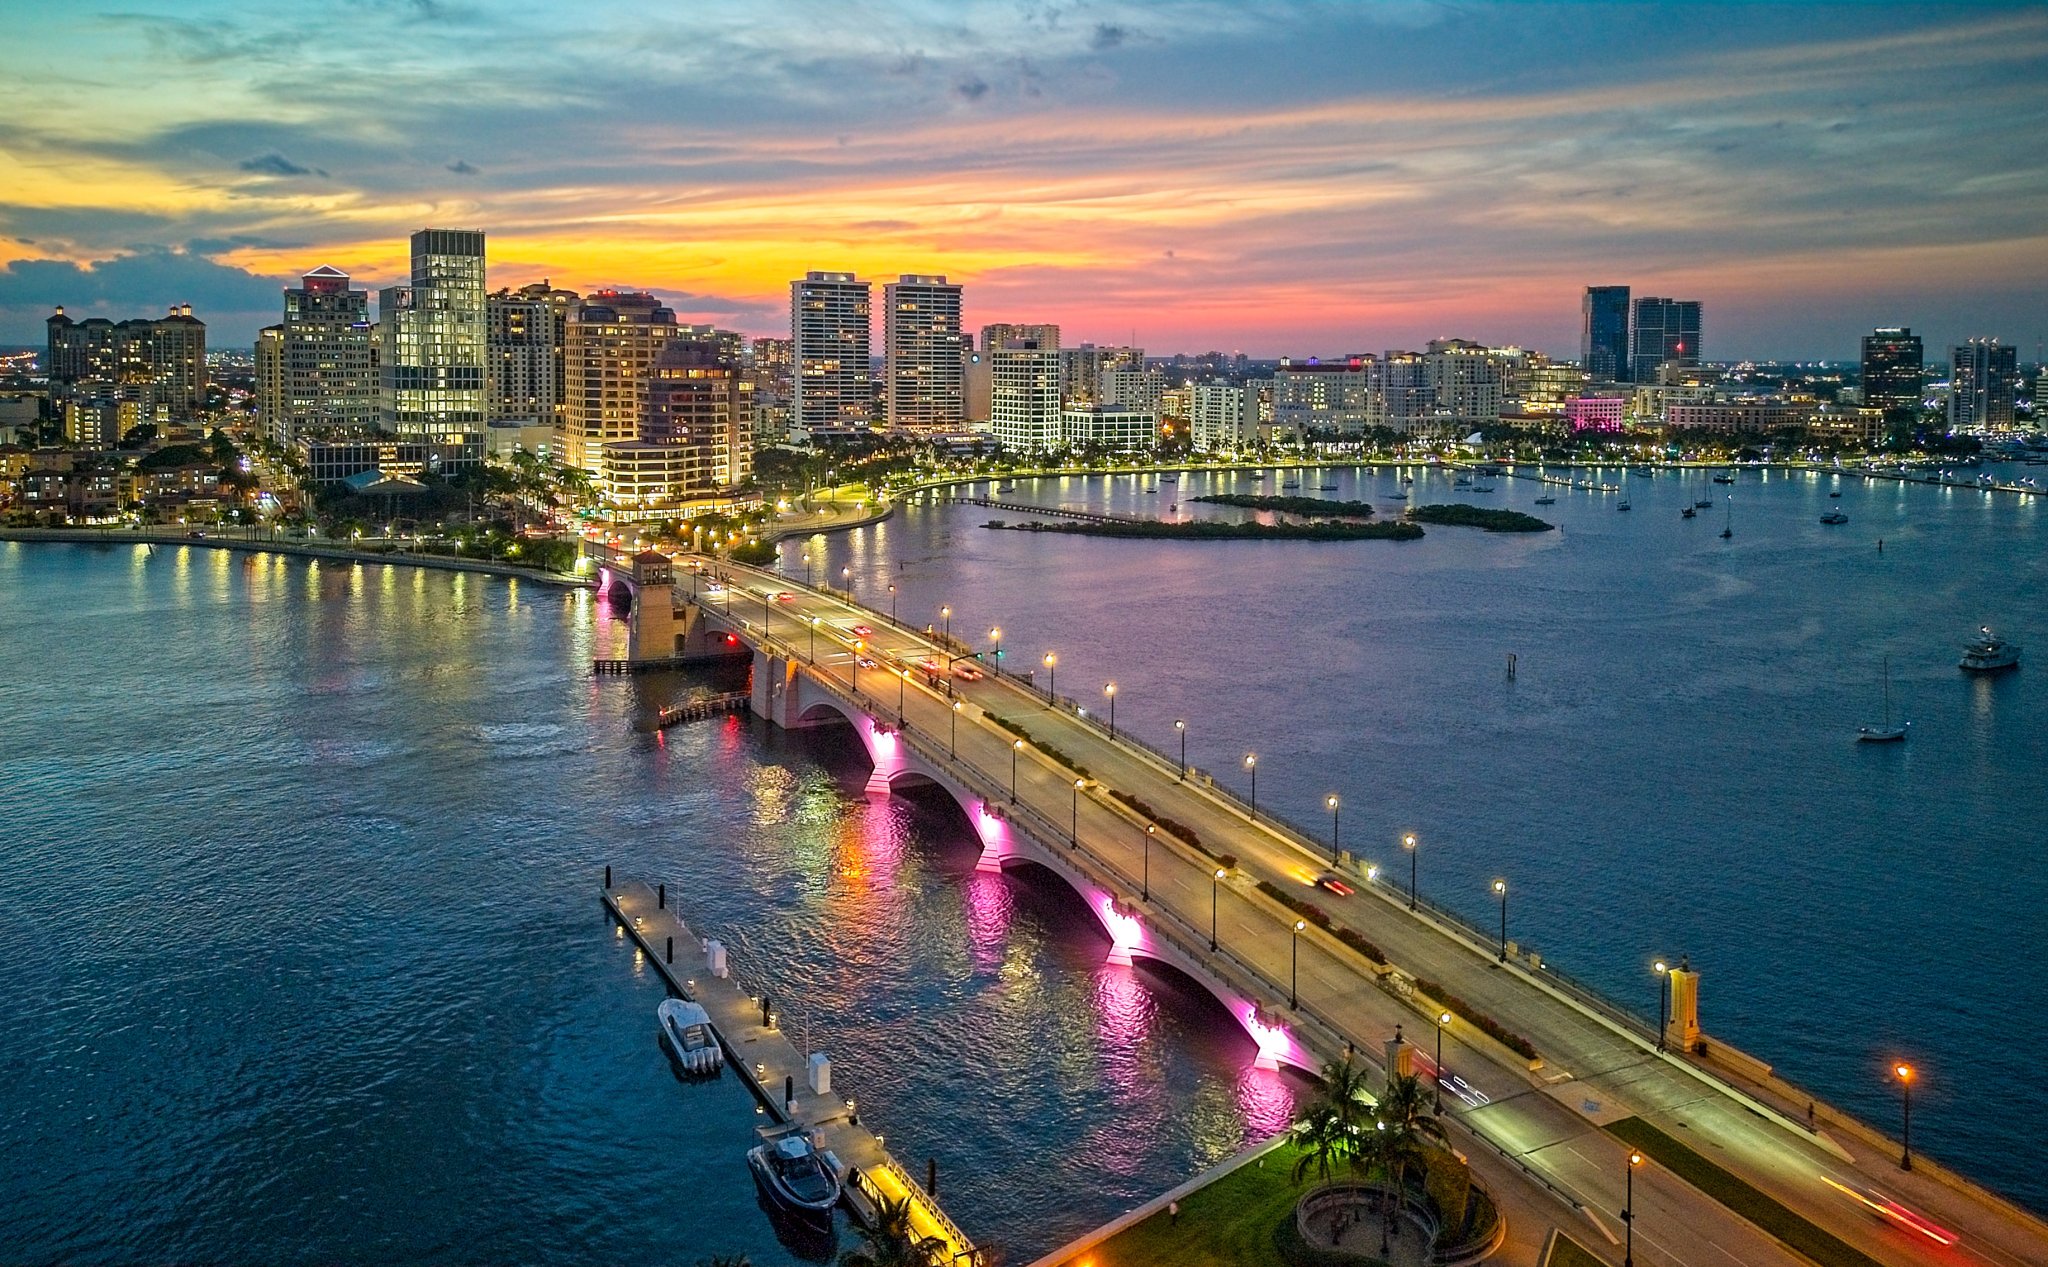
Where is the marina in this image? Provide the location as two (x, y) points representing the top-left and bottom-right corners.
(600, 877), (979, 1265)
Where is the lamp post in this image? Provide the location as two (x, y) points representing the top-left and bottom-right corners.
(989, 626), (1002, 674)
(941, 605), (951, 643)
(1290, 919), (1306, 1009)
(1492, 879), (1508, 961)
(809, 616), (818, 663)
(1326, 795), (1341, 863)
(1174, 719), (1187, 779)
(1895, 1063), (1914, 1171)
(1244, 753), (1258, 819)
(1624, 1150), (1644, 1266)
(1011, 738), (1023, 802)
(1210, 867), (1226, 950)
(1142, 824), (1154, 901)
(852, 640), (864, 692)
(1654, 959), (1670, 1052)
(1403, 833), (1418, 910)
(888, 582), (896, 623)
(1104, 682), (1117, 738)
(841, 565), (851, 599)
(1434, 1010), (1452, 1114)
(896, 667), (907, 721)
(1043, 652), (1058, 701)
(950, 700), (962, 758)
(1070, 778), (1085, 847)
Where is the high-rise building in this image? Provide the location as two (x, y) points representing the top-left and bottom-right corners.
(379, 228), (487, 443)
(1365, 353), (1431, 433)
(46, 304), (207, 433)
(791, 271), (872, 430)
(1424, 338), (1504, 431)
(1059, 344), (1146, 406)
(1581, 286), (1631, 382)
(1190, 381), (1258, 452)
(562, 291), (677, 474)
(1629, 297), (1702, 384)
(882, 275), (964, 430)
(1859, 327), (1923, 427)
(255, 266), (377, 445)
(487, 281), (580, 429)
(1272, 359), (1371, 434)
(988, 325), (1062, 453)
(1948, 338), (2017, 430)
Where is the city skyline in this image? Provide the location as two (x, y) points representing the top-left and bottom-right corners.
(2, 3), (2045, 359)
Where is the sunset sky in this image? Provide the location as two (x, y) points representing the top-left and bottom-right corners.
(2, 1), (2044, 359)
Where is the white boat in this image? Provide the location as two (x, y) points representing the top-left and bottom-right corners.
(1820, 510), (1848, 525)
(1858, 656), (1909, 743)
(747, 1133), (843, 1227)
(1959, 627), (2020, 673)
(658, 998), (724, 1074)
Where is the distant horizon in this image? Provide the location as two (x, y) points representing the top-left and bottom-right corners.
(5, 4), (2045, 361)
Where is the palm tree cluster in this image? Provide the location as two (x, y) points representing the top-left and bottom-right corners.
(839, 1194), (950, 1267)
(1290, 1057), (1448, 1257)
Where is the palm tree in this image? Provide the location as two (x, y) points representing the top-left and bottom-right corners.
(1369, 1072), (1448, 1256)
(840, 1194), (947, 1267)
(1290, 1055), (1377, 1186)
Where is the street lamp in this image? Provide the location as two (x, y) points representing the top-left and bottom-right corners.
(1290, 919), (1306, 1009)
(1434, 1010), (1452, 1114)
(1244, 753), (1257, 819)
(1043, 652), (1058, 701)
(941, 605), (951, 643)
(852, 640), (864, 691)
(1011, 738), (1024, 802)
(1142, 823), (1155, 902)
(1210, 867), (1226, 950)
(1104, 682), (1117, 738)
(1623, 1150), (1645, 1266)
(1654, 960), (1670, 1052)
(841, 566), (852, 600)
(1070, 778), (1085, 847)
(1174, 719), (1187, 779)
(1894, 1063), (1914, 1171)
(1403, 833), (1418, 911)
(989, 626), (1002, 673)
(1492, 878), (1508, 962)
(1326, 795), (1341, 863)
(896, 667), (907, 720)
(888, 583), (896, 623)
(809, 615), (818, 663)
(950, 700), (962, 758)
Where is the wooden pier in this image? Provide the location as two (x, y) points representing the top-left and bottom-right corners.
(656, 691), (751, 728)
(936, 496), (1154, 525)
(601, 878), (978, 1263)
(592, 650), (750, 675)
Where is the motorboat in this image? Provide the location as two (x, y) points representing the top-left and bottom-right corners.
(995, 483), (1016, 493)
(1388, 491), (1408, 501)
(1616, 499), (1631, 512)
(748, 1133), (843, 1227)
(1829, 491), (1843, 498)
(1319, 483), (1339, 491)
(1712, 472), (1736, 485)
(1473, 483), (1496, 492)
(1454, 475), (1472, 487)
(1820, 510), (1849, 525)
(658, 998), (724, 1074)
(1280, 480), (1301, 489)
(1858, 656), (1909, 743)
(1534, 495), (1556, 505)
(1959, 627), (2020, 673)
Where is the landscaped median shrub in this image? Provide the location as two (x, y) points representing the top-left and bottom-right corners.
(1256, 879), (1331, 929)
(1106, 789), (1207, 853)
(990, 716), (1090, 779)
(1413, 977), (1539, 1061)
(1333, 927), (1386, 964)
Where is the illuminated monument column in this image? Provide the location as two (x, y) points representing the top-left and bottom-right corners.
(1667, 957), (1702, 1053)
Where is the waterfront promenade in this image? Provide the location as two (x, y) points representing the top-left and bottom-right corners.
(676, 552), (2048, 1267)
(0, 527), (593, 588)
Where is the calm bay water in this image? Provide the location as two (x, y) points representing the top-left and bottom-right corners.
(790, 461), (2048, 1213)
(0, 543), (1293, 1265)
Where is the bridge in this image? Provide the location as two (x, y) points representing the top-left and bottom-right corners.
(591, 541), (2048, 1267)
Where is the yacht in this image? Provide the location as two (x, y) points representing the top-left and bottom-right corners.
(1712, 472), (1736, 485)
(1533, 494), (1557, 506)
(1959, 627), (2021, 673)
(1820, 509), (1849, 525)
(748, 1133), (844, 1228)
(658, 998), (724, 1075)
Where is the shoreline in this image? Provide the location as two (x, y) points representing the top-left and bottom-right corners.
(0, 528), (595, 588)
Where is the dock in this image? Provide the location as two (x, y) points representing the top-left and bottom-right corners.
(601, 877), (979, 1264)
(592, 650), (750, 675)
(656, 691), (750, 728)
(936, 496), (1153, 525)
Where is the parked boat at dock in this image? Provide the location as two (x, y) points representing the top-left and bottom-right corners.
(748, 1133), (844, 1228)
(658, 998), (724, 1074)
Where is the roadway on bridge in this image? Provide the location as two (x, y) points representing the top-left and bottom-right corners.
(689, 557), (2043, 1267)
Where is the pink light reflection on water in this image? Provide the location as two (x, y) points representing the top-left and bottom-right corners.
(1093, 891), (1146, 964)
(1235, 1062), (1298, 1139)
(962, 868), (1014, 973)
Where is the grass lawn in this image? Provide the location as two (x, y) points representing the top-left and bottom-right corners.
(1542, 1231), (1606, 1267)
(1064, 1142), (1333, 1267)
(1605, 1118), (1883, 1267)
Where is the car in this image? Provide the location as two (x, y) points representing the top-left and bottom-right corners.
(774, 591), (796, 603)
(850, 624), (874, 637)
(919, 657), (943, 673)
(855, 656), (878, 669)
(952, 663), (984, 681)
(1314, 871), (1355, 898)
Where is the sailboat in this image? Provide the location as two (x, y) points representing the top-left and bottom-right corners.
(1857, 656), (1909, 742)
(1720, 496), (1733, 539)
(1695, 471), (1714, 509)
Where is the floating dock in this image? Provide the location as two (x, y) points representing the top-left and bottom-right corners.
(601, 877), (977, 1263)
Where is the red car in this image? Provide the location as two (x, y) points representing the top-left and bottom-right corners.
(773, 591), (796, 603)
(851, 624), (874, 637)
(1314, 872), (1355, 898)
(952, 663), (984, 681)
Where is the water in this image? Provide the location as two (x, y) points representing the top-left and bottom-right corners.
(0, 543), (1294, 1265)
(789, 462), (2048, 1213)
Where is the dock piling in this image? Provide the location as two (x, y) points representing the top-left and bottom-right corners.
(666, 935), (673, 964)
(786, 1074), (796, 1114)
(763, 993), (773, 1027)
(604, 864), (611, 889)
(658, 882), (665, 909)
(929, 1157), (938, 1199)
